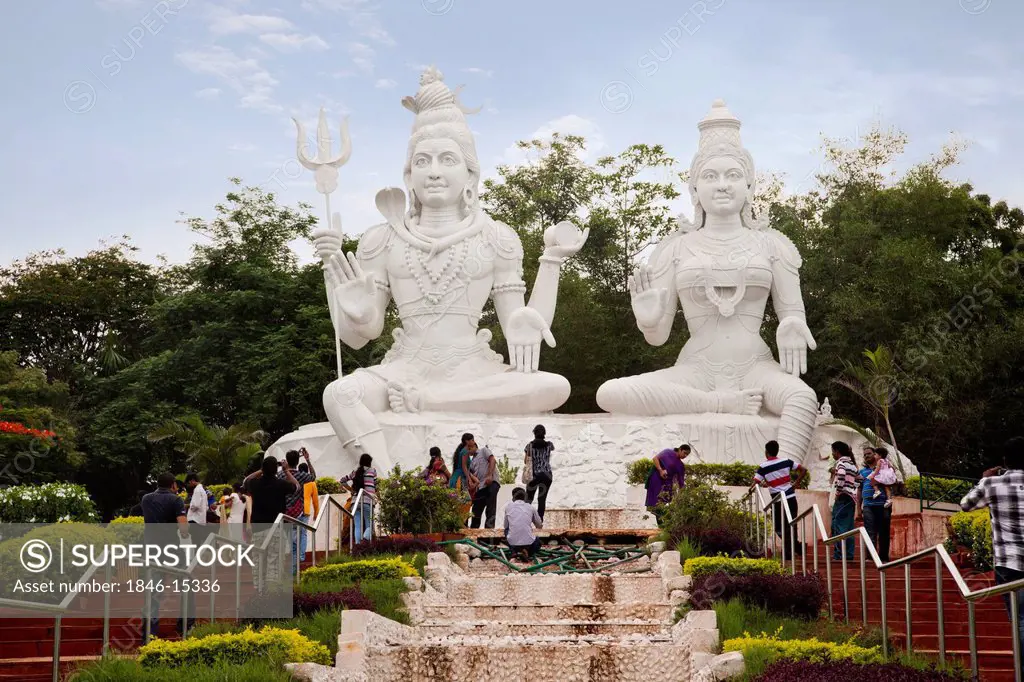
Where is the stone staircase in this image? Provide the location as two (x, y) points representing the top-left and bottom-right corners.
(288, 549), (741, 682)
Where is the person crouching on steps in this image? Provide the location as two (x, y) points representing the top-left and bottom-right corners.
(504, 486), (543, 561)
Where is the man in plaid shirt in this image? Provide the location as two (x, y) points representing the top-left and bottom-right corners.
(960, 436), (1024, 661)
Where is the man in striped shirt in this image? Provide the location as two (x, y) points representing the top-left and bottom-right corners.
(754, 440), (808, 560)
(960, 436), (1024, 662)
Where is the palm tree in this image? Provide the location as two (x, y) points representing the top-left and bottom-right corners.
(831, 345), (906, 477)
(148, 415), (265, 484)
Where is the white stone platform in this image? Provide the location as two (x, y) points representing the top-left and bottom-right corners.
(268, 412), (918, 509)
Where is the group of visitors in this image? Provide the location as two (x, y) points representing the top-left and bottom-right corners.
(416, 425), (555, 531)
(827, 441), (900, 562)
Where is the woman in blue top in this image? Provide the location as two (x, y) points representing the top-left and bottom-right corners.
(449, 432), (475, 491)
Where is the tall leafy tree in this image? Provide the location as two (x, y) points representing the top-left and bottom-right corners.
(0, 351), (82, 486)
(0, 240), (162, 387)
(482, 137), (682, 411)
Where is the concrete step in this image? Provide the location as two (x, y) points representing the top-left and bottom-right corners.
(415, 620), (668, 638)
(441, 573), (666, 605)
(363, 639), (691, 681)
(410, 602), (674, 624)
(398, 633), (674, 646)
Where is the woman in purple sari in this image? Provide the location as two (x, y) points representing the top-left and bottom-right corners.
(645, 445), (690, 515)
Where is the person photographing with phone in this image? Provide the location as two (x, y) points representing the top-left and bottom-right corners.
(960, 436), (1024, 671)
(243, 456), (299, 584)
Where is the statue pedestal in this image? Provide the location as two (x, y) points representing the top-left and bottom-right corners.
(268, 413), (918, 509)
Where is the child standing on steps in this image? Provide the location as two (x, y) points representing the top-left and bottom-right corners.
(867, 447), (898, 509)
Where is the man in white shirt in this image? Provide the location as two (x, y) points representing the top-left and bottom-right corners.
(504, 487), (543, 561)
(185, 472), (209, 532)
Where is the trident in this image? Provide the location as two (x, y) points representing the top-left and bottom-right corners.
(293, 108), (352, 378)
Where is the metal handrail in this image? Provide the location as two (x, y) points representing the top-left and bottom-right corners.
(917, 472), (979, 513)
(1, 489), (373, 681)
(743, 483), (1024, 680)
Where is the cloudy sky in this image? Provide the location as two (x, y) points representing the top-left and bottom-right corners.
(1, 0), (1021, 267)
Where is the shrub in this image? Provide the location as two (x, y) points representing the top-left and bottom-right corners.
(0, 482), (98, 523)
(302, 557), (418, 583)
(684, 527), (748, 556)
(108, 516), (144, 544)
(689, 463), (810, 489)
(69, 655), (293, 681)
(137, 626), (330, 668)
(690, 573), (826, 619)
(945, 509), (992, 571)
(676, 537), (702, 563)
(315, 477), (342, 495)
(109, 516), (144, 524)
(724, 631), (883, 665)
(350, 537), (441, 557)
(659, 480), (748, 547)
(293, 588), (373, 616)
(626, 458), (655, 486)
(904, 476), (974, 503)
(0, 523), (116, 590)
(683, 556), (783, 578)
(752, 659), (967, 681)
(375, 465), (470, 535)
(497, 454), (519, 485)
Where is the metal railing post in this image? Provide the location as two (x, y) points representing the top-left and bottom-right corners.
(904, 563), (913, 654)
(180, 586), (188, 637)
(762, 505), (770, 557)
(826, 545), (834, 621)
(326, 502), (332, 560)
(841, 539), (850, 624)
(969, 600), (979, 678)
(210, 547), (217, 623)
(880, 568), (889, 658)
(144, 567), (152, 643)
(279, 523), (285, 586)
(859, 533), (867, 627)
(789, 510), (797, 576)
(51, 615), (61, 682)
(801, 517), (808, 576)
(235, 558), (241, 621)
(812, 519), (819, 576)
(935, 553), (945, 667)
(102, 561), (111, 654)
(1012, 589), (1022, 682)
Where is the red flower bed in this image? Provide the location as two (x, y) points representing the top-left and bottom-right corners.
(690, 573), (826, 619)
(0, 420), (56, 439)
(754, 659), (965, 681)
(293, 588), (373, 616)
(350, 537), (441, 557)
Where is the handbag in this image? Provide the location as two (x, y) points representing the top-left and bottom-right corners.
(521, 446), (534, 485)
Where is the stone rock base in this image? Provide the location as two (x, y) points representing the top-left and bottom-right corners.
(267, 413), (918, 508)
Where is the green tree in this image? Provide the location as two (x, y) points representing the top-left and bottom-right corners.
(0, 240), (162, 387)
(832, 345), (905, 476)
(775, 126), (1024, 473)
(0, 351), (82, 486)
(482, 136), (683, 411)
(148, 415), (264, 484)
